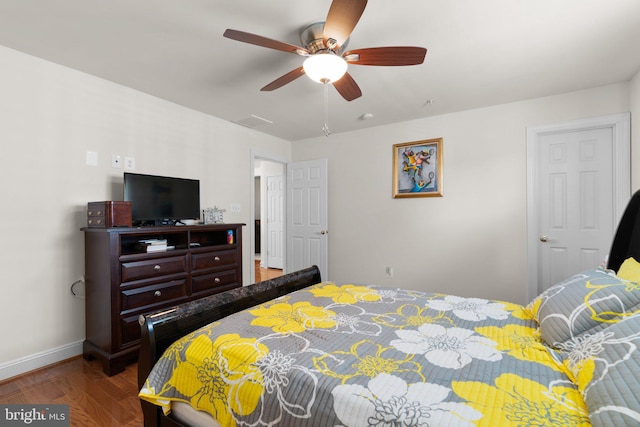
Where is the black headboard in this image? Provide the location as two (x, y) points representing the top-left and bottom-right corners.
(608, 190), (640, 272)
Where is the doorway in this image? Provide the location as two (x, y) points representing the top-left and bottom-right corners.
(526, 113), (630, 300)
(252, 156), (285, 283)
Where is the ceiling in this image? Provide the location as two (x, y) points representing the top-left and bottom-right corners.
(1, 0), (639, 142)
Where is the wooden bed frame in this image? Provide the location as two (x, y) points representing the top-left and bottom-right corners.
(137, 265), (321, 427)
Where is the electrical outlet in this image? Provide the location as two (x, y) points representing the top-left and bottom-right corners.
(111, 154), (122, 168)
(385, 266), (394, 278)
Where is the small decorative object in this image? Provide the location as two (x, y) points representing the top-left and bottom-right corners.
(393, 138), (443, 198)
(87, 201), (132, 228)
(203, 206), (225, 224)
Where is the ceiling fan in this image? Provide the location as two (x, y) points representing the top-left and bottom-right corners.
(223, 0), (427, 102)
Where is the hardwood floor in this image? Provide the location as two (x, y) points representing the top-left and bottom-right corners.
(255, 259), (282, 281)
(0, 357), (142, 426)
(0, 265), (281, 426)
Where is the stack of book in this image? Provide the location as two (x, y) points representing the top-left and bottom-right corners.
(138, 239), (168, 253)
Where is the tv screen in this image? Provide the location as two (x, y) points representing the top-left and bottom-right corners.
(124, 173), (200, 225)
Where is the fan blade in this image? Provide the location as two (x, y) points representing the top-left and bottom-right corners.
(261, 67), (306, 91)
(323, 0), (367, 49)
(224, 29), (310, 55)
(344, 47), (427, 66)
(332, 72), (362, 101)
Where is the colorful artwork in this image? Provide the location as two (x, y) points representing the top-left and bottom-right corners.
(393, 138), (443, 197)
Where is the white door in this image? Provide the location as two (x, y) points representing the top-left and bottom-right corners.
(266, 175), (284, 269)
(527, 114), (630, 300)
(286, 159), (329, 280)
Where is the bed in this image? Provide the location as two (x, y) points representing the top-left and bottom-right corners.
(138, 190), (640, 427)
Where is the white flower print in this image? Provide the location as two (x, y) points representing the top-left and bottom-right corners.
(556, 330), (616, 373)
(220, 333), (319, 424)
(332, 373), (481, 427)
(327, 304), (383, 336)
(390, 323), (502, 369)
(254, 350), (295, 393)
(373, 287), (426, 303)
(425, 295), (509, 321)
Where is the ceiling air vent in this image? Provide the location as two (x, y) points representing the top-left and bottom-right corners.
(233, 114), (273, 128)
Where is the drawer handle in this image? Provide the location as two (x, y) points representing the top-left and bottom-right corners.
(214, 256), (221, 262)
(154, 290), (162, 297)
(154, 265), (161, 272)
(214, 277), (221, 283)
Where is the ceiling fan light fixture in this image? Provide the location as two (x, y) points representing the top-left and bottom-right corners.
(303, 53), (347, 84)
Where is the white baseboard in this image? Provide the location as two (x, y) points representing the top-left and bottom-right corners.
(0, 340), (83, 382)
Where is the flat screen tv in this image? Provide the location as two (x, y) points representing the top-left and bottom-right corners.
(124, 172), (200, 226)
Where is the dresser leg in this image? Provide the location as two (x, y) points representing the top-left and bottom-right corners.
(83, 340), (133, 376)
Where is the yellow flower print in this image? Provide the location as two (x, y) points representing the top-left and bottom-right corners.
(373, 304), (455, 329)
(452, 373), (590, 427)
(249, 301), (336, 332)
(501, 301), (534, 320)
(309, 283), (381, 304)
(474, 324), (561, 370)
(620, 279), (640, 292)
(313, 339), (424, 383)
(584, 281), (640, 323)
(526, 297), (543, 319)
(555, 331), (613, 386)
(159, 322), (220, 365)
(159, 334), (266, 425)
(567, 358), (595, 392)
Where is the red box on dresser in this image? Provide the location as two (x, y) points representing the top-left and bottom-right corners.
(87, 201), (132, 227)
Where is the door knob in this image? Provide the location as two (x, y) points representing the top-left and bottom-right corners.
(320, 230), (328, 235)
(540, 236), (549, 242)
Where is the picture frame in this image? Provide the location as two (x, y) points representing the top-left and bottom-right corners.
(393, 138), (443, 198)
(203, 206), (225, 224)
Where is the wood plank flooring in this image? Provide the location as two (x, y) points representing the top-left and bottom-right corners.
(0, 261), (281, 426)
(255, 259), (282, 281)
(0, 357), (142, 426)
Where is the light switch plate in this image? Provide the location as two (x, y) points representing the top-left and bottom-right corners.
(86, 151), (98, 166)
(125, 156), (135, 170)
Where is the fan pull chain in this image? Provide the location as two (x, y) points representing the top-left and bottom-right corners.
(322, 81), (331, 137)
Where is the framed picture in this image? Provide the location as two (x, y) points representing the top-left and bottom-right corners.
(203, 206), (225, 224)
(393, 138), (443, 198)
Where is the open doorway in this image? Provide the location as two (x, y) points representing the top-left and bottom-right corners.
(253, 157), (285, 283)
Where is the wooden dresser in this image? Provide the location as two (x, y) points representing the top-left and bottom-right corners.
(82, 223), (244, 375)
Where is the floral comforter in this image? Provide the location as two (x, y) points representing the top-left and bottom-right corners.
(139, 282), (589, 426)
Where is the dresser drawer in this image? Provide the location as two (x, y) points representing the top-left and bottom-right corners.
(191, 269), (239, 295)
(120, 279), (187, 312)
(191, 249), (237, 272)
(121, 255), (187, 282)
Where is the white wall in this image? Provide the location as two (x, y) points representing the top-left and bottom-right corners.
(631, 70), (640, 191)
(0, 46), (291, 378)
(292, 83), (631, 306)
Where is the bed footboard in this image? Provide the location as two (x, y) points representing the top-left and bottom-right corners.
(138, 265), (321, 427)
